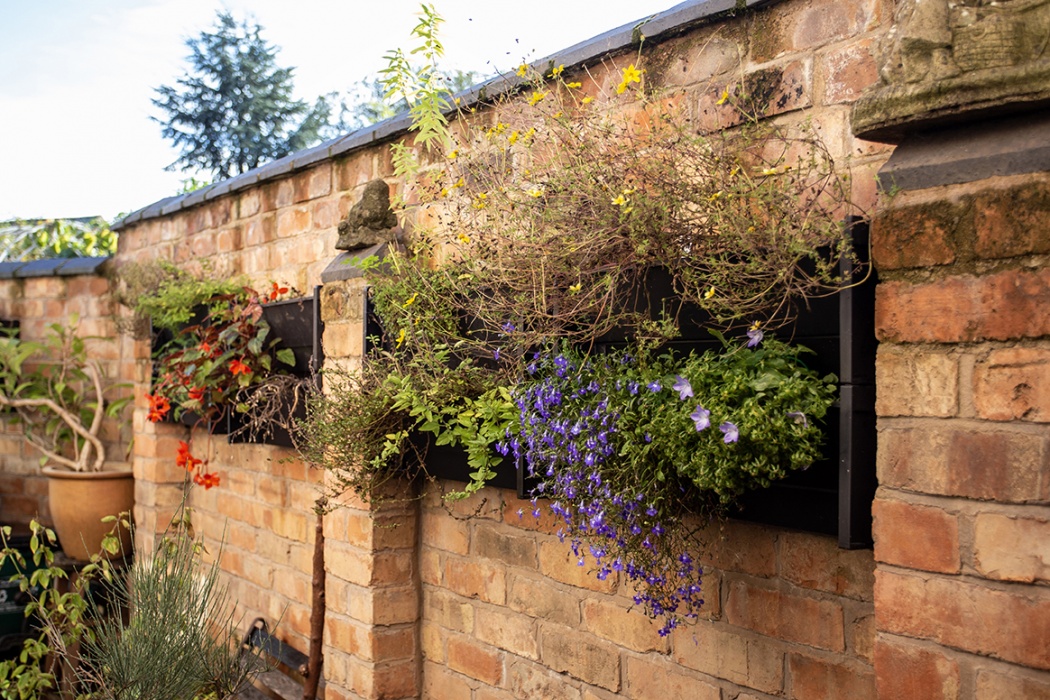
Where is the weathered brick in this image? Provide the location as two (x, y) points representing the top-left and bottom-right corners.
(725, 579), (845, 651)
(475, 607), (538, 660)
(275, 206), (311, 239)
(872, 200), (961, 270)
(876, 269), (1050, 344)
(423, 588), (474, 634)
(506, 658), (583, 700)
(875, 346), (958, 417)
(779, 530), (876, 599)
(293, 163), (332, 203)
(875, 569), (1050, 670)
(699, 519), (777, 577)
(974, 512), (1050, 583)
(750, 0), (881, 62)
(822, 38), (879, 105)
(874, 636), (960, 700)
(974, 180), (1050, 259)
(421, 510), (471, 555)
(975, 667), (1050, 699)
(974, 347), (1050, 423)
(877, 424), (1049, 502)
(872, 498), (960, 574)
(540, 623), (620, 691)
(581, 599), (669, 654)
(507, 574), (581, 627)
(623, 655), (719, 700)
(789, 653), (876, 700)
(539, 540), (618, 594)
(422, 661), (475, 699)
(445, 556), (506, 604)
(673, 621), (784, 694)
(448, 635), (503, 685)
(473, 526), (537, 568)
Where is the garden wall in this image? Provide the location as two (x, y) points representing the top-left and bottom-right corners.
(6, 0), (1037, 697)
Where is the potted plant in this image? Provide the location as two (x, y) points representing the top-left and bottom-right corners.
(0, 317), (133, 561)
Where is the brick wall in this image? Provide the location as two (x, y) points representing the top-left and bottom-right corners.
(0, 269), (136, 531)
(870, 171), (1050, 697)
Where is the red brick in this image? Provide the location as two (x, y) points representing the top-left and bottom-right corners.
(974, 347), (1050, 423)
(275, 207), (311, 239)
(875, 569), (1050, 670)
(422, 661), (475, 699)
(872, 200), (961, 270)
(822, 38), (879, 105)
(789, 654), (875, 700)
(445, 556), (506, 604)
(874, 637), (960, 700)
(872, 498), (960, 573)
(875, 346), (958, 417)
(877, 424), (1050, 502)
(699, 519), (777, 577)
(420, 510), (471, 555)
(876, 268), (1050, 344)
(725, 580), (845, 651)
(473, 526), (537, 568)
(503, 495), (564, 535)
(974, 513), (1050, 583)
(974, 180), (1050, 259)
(623, 656), (719, 700)
(293, 164), (332, 203)
(540, 623), (620, 691)
(779, 530), (876, 599)
(506, 658), (584, 700)
(448, 635), (503, 685)
(975, 667), (1050, 699)
(423, 589), (474, 634)
(581, 599), (669, 654)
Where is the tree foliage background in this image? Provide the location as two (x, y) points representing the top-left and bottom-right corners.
(0, 218), (117, 262)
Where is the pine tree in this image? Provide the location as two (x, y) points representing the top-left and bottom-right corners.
(153, 11), (335, 179)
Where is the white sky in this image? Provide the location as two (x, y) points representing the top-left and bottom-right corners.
(0, 0), (681, 221)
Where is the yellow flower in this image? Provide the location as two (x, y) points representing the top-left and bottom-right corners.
(439, 187), (449, 198)
(457, 232), (471, 244)
(473, 193), (488, 209)
(709, 191), (722, 201)
(396, 328), (406, 347)
(760, 167), (778, 176)
(553, 111), (564, 118)
(566, 81), (582, 89)
(704, 287), (716, 300)
(517, 64), (528, 77)
(528, 188), (543, 198)
(448, 149), (459, 160)
(551, 64), (564, 78)
(617, 63), (643, 94)
(581, 96), (594, 105)
(716, 87), (730, 106)
(750, 320), (762, 331)
(453, 178), (465, 189)
(623, 206), (634, 214)
(453, 97), (462, 105)
(622, 187), (636, 196)
(508, 130), (520, 145)
(524, 127), (536, 139)
(611, 194), (628, 207)
(403, 293), (418, 308)
(729, 166), (740, 177)
(528, 91), (548, 106)
(568, 282), (582, 294)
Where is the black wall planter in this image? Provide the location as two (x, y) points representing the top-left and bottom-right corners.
(227, 288), (324, 448)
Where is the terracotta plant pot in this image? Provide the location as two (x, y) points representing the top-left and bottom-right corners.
(43, 466), (134, 562)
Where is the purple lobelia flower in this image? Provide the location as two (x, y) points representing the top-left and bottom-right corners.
(719, 422), (739, 443)
(672, 375), (693, 400)
(690, 405), (711, 431)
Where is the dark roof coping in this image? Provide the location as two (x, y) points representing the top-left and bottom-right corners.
(0, 256), (109, 279)
(114, 0), (772, 230)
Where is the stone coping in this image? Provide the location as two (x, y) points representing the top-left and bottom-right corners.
(0, 256), (110, 280)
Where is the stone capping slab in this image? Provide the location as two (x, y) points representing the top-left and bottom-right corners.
(0, 256), (110, 280)
(320, 243), (392, 283)
(878, 111), (1050, 192)
(114, 0), (777, 230)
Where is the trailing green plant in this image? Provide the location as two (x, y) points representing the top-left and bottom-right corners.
(0, 318), (131, 472)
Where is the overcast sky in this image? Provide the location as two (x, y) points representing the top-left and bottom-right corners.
(0, 0), (682, 221)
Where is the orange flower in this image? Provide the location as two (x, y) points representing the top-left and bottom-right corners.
(194, 472), (220, 489)
(175, 440), (201, 471)
(229, 358), (252, 376)
(269, 282), (289, 302)
(146, 394), (170, 422)
(188, 386), (204, 401)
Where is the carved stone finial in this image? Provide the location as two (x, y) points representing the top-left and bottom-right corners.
(335, 179), (399, 251)
(853, 0), (1050, 142)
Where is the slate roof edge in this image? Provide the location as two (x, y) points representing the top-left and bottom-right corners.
(114, 0), (772, 230)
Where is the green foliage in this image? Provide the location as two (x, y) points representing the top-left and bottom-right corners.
(153, 10), (341, 179)
(114, 261), (247, 333)
(0, 319), (131, 472)
(0, 218), (116, 263)
(344, 69), (481, 129)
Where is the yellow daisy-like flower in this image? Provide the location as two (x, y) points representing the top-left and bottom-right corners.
(528, 91), (548, 106)
(528, 188), (543, 198)
(403, 293), (418, 308)
(760, 167), (778, 176)
(568, 282), (582, 294)
(508, 130), (520, 145)
(396, 328), (406, 347)
(704, 287), (716, 300)
(750, 320), (762, 331)
(581, 96), (594, 105)
(454, 97), (462, 105)
(453, 178), (465, 189)
(473, 193), (488, 209)
(553, 111), (564, 118)
(524, 127), (536, 139)
(617, 63), (643, 94)
(457, 232), (471, 244)
(709, 191), (722, 202)
(439, 187), (449, 198)
(551, 64), (564, 78)
(517, 64), (528, 77)
(716, 87), (730, 106)
(729, 166), (740, 177)
(611, 194), (628, 207)
(566, 81), (582, 89)
(448, 149), (459, 160)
